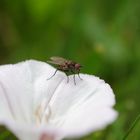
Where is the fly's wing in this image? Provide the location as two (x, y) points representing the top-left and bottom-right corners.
(51, 56), (67, 61)
(49, 56), (68, 65)
(47, 60), (62, 65)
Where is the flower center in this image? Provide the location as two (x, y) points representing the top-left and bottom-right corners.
(35, 99), (51, 126)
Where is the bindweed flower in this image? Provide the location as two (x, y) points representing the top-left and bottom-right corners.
(0, 60), (118, 140)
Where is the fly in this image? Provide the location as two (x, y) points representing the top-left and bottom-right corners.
(47, 56), (83, 85)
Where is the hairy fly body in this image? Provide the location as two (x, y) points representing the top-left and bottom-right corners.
(47, 56), (82, 85)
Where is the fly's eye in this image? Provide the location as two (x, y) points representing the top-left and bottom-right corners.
(75, 63), (81, 68)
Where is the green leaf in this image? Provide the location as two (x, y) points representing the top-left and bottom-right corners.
(122, 113), (140, 140)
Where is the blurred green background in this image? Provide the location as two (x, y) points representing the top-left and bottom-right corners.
(0, 0), (140, 140)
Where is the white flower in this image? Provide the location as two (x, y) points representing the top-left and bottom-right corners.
(0, 60), (118, 140)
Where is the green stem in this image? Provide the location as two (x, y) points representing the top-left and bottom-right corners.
(122, 113), (140, 140)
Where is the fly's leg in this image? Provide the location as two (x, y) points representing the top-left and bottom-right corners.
(46, 69), (58, 80)
(65, 72), (69, 83)
(78, 73), (83, 80)
(71, 70), (76, 85)
(73, 74), (76, 85)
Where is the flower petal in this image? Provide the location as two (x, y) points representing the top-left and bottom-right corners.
(0, 60), (64, 122)
(0, 62), (34, 123)
(0, 119), (60, 140)
(0, 60), (118, 140)
(40, 74), (118, 138)
(0, 60), (65, 139)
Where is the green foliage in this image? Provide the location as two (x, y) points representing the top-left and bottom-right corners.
(0, 126), (17, 140)
(0, 0), (140, 139)
(122, 114), (140, 140)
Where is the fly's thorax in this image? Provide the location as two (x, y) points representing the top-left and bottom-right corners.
(58, 64), (69, 71)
